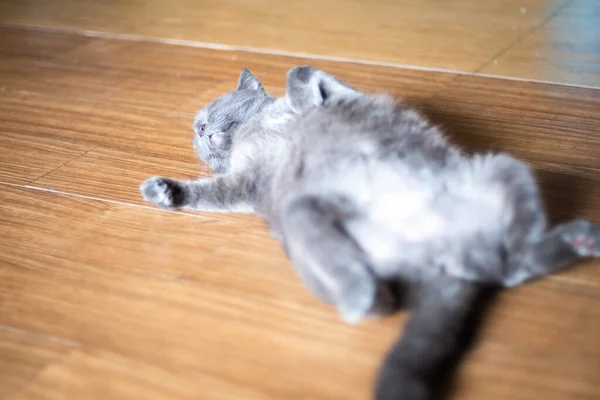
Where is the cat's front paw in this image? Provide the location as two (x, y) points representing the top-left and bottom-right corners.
(336, 278), (379, 325)
(562, 219), (600, 257)
(140, 176), (186, 210)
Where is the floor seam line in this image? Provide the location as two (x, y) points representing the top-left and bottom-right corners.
(1, 21), (599, 91)
(0, 181), (221, 221)
(4, 347), (79, 400)
(26, 145), (100, 185)
(0, 86), (196, 117)
(0, 325), (80, 347)
(474, 0), (575, 73)
(0, 242), (267, 297)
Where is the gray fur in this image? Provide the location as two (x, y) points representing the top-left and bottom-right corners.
(141, 66), (600, 399)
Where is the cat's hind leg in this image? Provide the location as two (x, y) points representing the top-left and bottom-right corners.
(478, 155), (600, 286)
(504, 219), (600, 287)
(279, 194), (394, 323)
(460, 154), (598, 286)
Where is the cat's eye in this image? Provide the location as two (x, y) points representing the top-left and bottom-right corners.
(199, 124), (206, 132)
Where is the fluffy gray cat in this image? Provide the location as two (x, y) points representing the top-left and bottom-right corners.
(141, 66), (600, 400)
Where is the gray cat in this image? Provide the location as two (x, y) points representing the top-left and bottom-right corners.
(140, 66), (600, 400)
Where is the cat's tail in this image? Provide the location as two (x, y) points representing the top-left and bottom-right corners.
(374, 278), (496, 400)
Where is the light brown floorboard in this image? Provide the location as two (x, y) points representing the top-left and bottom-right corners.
(427, 75), (600, 169)
(0, 131), (89, 185)
(1, 185), (599, 400)
(424, 75), (600, 226)
(0, 26), (455, 110)
(1, 25), (599, 274)
(10, 348), (275, 400)
(0, 327), (78, 399)
(482, 0), (600, 88)
(1, 23), (600, 400)
(0, 185), (249, 282)
(456, 279), (600, 400)
(0, 186), (397, 400)
(0, 0), (567, 74)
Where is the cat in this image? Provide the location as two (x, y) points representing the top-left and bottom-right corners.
(140, 66), (600, 400)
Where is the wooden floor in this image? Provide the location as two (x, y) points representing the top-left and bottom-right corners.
(0, 1), (599, 399)
(2, 0), (600, 87)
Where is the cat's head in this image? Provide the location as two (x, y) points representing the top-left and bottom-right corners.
(193, 68), (272, 173)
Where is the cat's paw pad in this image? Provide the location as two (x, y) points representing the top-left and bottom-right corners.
(140, 177), (185, 210)
(562, 219), (600, 257)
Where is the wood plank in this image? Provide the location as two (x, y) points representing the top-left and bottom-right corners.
(0, 186), (397, 400)
(0, 0), (566, 73)
(0, 26), (455, 187)
(0, 186), (598, 400)
(0, 185), (253, 281)
(0, 130), (89, 185)
(456, 278), (600, 400)
(1, 26), (598, 276)
(1, 23), (600, 400)
(423, 76), (600, 222)
(0, 90), (199, 191)
(458, 285), (600, 399)
(0, 26), (455, 112)
(422, 76), (600, 236)
(11, 349), (273, 400)
(0, 27), (227, 112)
(426, 75), (600, 169)
(454, 279), (600, 400)
(0, 327), (77, 398)
(481, 0), (600, 88)
(25, 74), (600, 234)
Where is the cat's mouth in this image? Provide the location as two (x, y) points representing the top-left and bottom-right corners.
(206, 133), (224, 147)
(195, 132), (215, 146)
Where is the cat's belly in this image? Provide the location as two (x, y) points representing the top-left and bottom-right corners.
(345, 193), (447, 267)
(339, 163), (507, 268)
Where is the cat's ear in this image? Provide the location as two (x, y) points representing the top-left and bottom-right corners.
(237, 68), (264, 91)
(286, 66), (358, 113)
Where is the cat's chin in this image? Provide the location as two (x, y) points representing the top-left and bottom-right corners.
(196, 155), (226, 174)
(207, 159), (228, 174)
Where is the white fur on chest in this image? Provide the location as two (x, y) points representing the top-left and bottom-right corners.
(230, 104), (295, 172)
(354, 164), (445, 237)
(339, 162), (507, 266)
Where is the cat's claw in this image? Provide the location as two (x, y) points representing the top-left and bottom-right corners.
(562, 219), (600, 257)
(140, 176), (185, 210)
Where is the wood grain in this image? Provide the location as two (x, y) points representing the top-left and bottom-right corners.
(12, 349), (275, 400)
(0, 26), (454, 109)
(1, 186), (599, 400)
(424, 75), (600, 226)
(0, 327), (77, 398)
(1, 20), (600, 400)
(2, 0), (599, 87)
(0, 130), (88, 185)
(0, 25), (454, 212)
(0, 0), (566, 73)
(0, 186), (399, 400)
(482, 0), (600, 87)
